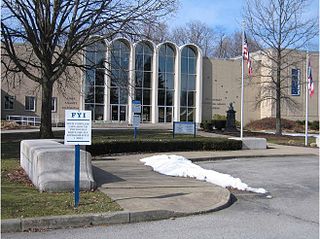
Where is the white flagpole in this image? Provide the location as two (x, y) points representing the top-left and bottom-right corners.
(240, 22), (245, 140)
(305, 52), (309, 146)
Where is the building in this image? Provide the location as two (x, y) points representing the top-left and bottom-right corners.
(1, 40), (319, 127)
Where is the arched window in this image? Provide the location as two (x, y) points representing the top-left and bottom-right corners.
(135, 42), (153, 122)
(158, 44), (175, 123)
(84, 41), (106, 120)
(110, 40), (130, 121)
(180, 46), (197, 122)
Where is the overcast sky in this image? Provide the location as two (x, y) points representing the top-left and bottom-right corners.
(168, 0), (319, 49)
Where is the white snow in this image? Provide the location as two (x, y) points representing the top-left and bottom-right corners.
(140, 155), (267, 194)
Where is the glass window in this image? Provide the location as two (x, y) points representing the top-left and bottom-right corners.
(144, 55), (152, 71)
(181, 74), (188, 90)
(95, 69), (105, 86)
(188, 91), (195, 107)
(120, 88), (128, 104)
(110, 88), (119, 104)
(25, 96), (36, 111)
(158, 107), (165, 122)
(180, 107), (187, 122)
(159, 56), (165, 73)
(135, 89), (142, 102)
(144, 72), (151, 88)
(189, 57), (196, 74)
(181, 57), (188, 74)
(187, 108), (194, 122)
(85, 85), (94, 103)
(158, 73), (165, 88)
(51, 97), (57, 112)
(180, 91), (187, 106)
(95, 87), (104, 104)
(4, 95), (14, 110)
(94, 105), (104, 120)
(165, 56), (174, 73)
(142, 106), (151, 122)
(111, 105), (118, 121)
(135, 54), (143, 71)
(291, 69), (300, 96)
(166, 107), (172, 122)
(143, 89), (151, 105)
(188, 75), (196, 90)
(120, 106), (126, 121)
(166, 73), (174, 89)
(135, 71), (143, 87)
(166, 90), (173, 106)
(158, 90), (165, 106)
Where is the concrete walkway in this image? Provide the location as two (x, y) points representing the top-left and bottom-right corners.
(2, 143), (319, 233)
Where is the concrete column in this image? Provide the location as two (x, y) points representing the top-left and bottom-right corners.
(152, 47), (159, 123)
(128, 44), (135, 125)
(174, 48), (181, 122)
(104, 40), (111, 121)
(195, 49), (203, 125)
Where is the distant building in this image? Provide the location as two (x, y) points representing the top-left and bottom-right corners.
(1, 40), (319, 126)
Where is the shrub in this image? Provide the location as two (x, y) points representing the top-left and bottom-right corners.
(86, 138), (242, 156)
(310, 121), (319, 131)
(200, 121), (214, 131)
(245, 117), (304, 132)
(213, 114), (227, 120)
(212, 120), (226, 130)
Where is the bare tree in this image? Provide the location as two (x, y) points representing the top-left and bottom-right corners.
(1, 0), (177, 138)
(244, 0), (318, 135)
(213, 31), (260, 58)
(170, 20), (216, 56)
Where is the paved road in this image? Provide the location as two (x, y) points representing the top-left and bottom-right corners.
(3, 156), (319, 239)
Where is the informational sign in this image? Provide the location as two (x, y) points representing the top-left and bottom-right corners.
(65, 110), (92, 145)
(173, 122), (196, 137)
(132, 114), (141, 128)
(132, 100), (141, 114)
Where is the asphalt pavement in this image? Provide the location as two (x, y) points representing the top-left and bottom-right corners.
(1, 143), (319, 233)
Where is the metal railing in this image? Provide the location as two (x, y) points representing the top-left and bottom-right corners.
(6, 115), (41, 126)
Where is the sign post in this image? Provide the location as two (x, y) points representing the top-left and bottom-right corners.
(64, 110), (92, 208)
(132, 100), (141, 140)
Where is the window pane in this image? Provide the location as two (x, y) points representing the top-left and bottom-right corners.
(159, 56), (165, 73)
(187, 108), (194, 122)
(180, 91), (187, 106)
(158, 89), (165, 106)
(181, 57), (188, 74)
(119, 70), (128, 86)
(291, 69), (300, 96)
(95, 105), (104, 120)
(166, 90), (173, 106)
(143, 44), (152, 55)
(188, 91), (195, 107)
(135, 54), (143, 71)
(135, 88), (142, 102)
(166, 107), (172, 122)
(5, 95), (14, 110)
(135, 71), (143, 87)
(142, 106), (151, 122)
(110, 87), (119, 104)
(121, 52), (129, 69)
(158, 107), (165, 123)
(25, 96), (35, 111)
(51, 97), (57, 112)
(165, 56), (174, 73)
(95, 69), (104, 86)
(85, 85), (94, 103)
(166, 73), (174, 89)
(120, 88), (128, 104)
(144, 55), (152, 71)
(189, 57), (196, 74)
(188, 47), (196, 58)
(158, 73), (165, 88)
(181, 74), (188, 90)
(120, 106), (126, 121)
(180, 107), (187, 122)
(86, 69), (95, 87)
(95, 87), (104, 104)
(181, 48), (188, 58)
(144, 72), (151, 88)
(166, 45), (174, 57)
(85, 104), (94, 115)
(143, 89), (151, 105)
(111, 105), (118, 121)
(188, 75), (196, 90)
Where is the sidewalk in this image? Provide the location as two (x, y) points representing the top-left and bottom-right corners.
(2, 144), (319, 233)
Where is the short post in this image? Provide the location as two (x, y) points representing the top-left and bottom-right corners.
(134, 127), (137, 140)
(74, 144), (80, 208)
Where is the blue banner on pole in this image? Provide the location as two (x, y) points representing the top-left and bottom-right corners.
(74, 144), (80, 208)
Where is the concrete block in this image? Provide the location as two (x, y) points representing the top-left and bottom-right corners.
(1, 219), (21, 233)
(20, 140), (95, 192)
(316, 137), (319, 147)
(229, 137), (267, 150)
(91, 212), (130, 225)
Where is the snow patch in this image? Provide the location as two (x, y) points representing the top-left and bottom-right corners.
(140, 155), (267, 194)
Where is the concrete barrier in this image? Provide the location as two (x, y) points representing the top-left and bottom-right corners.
(229, 137), (267, 150)
(20, 140), (96, 192)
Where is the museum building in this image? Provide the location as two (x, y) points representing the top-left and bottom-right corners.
(1, 38), (319, 126)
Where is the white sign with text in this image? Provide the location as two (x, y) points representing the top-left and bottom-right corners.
(65, 110), (92, 145)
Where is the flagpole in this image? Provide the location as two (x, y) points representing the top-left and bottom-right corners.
(305, 51), (309, 146)
(240, 21), (245, 140)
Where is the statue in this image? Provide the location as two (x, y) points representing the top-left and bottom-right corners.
(225, 102), (237, 131)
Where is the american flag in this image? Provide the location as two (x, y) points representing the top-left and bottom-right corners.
(308, 60), (314, 97)
(243, 32), (252, 76)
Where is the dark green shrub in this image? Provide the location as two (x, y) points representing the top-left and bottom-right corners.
(200, 121), (214, 131)
(310, 121), (319, 131)
(86, 138), (242, 156)
(213, 114), (227, 120)
(212, 120), (226, 130)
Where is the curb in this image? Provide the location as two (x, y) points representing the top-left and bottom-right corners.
(1, 192), (233, 233)
(189, 153), (317, 162)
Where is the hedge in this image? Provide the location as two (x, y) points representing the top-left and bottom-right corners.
(86, 138), (242, 156)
